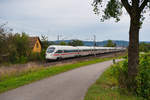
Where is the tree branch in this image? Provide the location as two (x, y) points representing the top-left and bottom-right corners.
(121, 0), (132, 15)
(139, 0), (148, 12)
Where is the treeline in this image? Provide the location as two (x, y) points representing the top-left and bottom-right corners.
(0, 26), (47, 64)
(104, 40), (116, 47)
(0, 25), (84, 64)
(50, 40), (84, 46)
(0, 32), (30, 64)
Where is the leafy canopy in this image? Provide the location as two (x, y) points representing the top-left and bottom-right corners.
(93, 0), (150, 23)
(105, 40), (116, 47)
(68, 40), (84, 46)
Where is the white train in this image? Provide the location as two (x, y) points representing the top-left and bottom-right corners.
(45, 45), (125, 60)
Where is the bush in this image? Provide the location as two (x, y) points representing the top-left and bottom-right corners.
(113, 54), (150, 99)
(28, 50), (45, 61)
(139, 42), (150, 52)
(136, 55), (150, 99)
(0, 28), (31, 64)
(112, 60), (128, 89)
(40, 50), (46, 60)
(29, 52), (41, 61)
(16, 56), (28, 64)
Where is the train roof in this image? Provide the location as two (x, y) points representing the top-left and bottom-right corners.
(48, 45), (78, 50)
(48, 45), (126, 50)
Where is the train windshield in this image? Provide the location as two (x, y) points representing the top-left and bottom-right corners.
(47, 47), (55, 53)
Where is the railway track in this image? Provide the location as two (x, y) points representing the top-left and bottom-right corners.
(0, 51), (126, 76)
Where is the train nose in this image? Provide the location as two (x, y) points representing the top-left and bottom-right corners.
(46, 53), (50, 57)
(46, 53), (51, 56)
(46, 53), (53, 58)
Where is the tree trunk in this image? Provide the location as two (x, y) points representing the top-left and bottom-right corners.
(127, 14), (140, 89)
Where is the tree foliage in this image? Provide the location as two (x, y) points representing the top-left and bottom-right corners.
(68, 40), (84, 46)
(105, 40), (116, 47)
(0, 25), (45, 64)
(0, 26), (31, 64)
(14, 33), (31, 57)
(93, 0), (150, 23)
(59, 41), (67, 45)
(139, 42), (150, 52)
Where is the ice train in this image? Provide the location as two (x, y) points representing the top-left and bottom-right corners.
(45, 45), (125, 60)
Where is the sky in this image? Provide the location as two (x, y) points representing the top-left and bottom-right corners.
(0, 0), (150, 41)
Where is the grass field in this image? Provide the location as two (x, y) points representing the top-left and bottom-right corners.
(0, 57), (118, 94)
(84, 63), (143, 100)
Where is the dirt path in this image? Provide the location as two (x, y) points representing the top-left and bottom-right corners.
(0, 60), (121, 100)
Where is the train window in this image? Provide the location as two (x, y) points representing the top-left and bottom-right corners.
(47, 47), (55, 53)
(64, 50), (68, 53)
(56, 50), (63, 53)
(72, 50), (77, 52)
(63, 49), (78, 53)
(69, 50), (73, 52)
(75, 50), (78, 52)
(68, 50), (72, 52)
(85, 49), (90, 51)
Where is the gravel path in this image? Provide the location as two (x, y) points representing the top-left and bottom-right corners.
(0, 60), (121, 100)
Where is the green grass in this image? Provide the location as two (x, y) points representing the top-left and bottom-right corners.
(0, 57), (117, 94)
(84, 64), (143, 100)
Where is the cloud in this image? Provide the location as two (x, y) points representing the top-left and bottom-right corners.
(0, 0), (149, 41)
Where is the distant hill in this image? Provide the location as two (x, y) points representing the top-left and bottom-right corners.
(50, 40), (150, 47)
(96, 40), (129, 47)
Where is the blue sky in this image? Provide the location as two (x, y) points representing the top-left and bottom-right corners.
(0, 0), (149, 41)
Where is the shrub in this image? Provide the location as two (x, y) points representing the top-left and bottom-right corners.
(40, 50), (46, 61)
(113, 54), (150, 99)
(17, 56), (28, 64)
(0, 27), (31, 64)
(136, 55), (150, 99)
(29, 52), (41, 61)
(28, 51), (45, 61)
(112, 60), (128, 89)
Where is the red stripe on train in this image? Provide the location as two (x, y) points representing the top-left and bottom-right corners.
(53, 52), (79, 56)
(53, 54), (60, 56)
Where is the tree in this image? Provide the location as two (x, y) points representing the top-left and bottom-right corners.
(0, 26), (31, 63)
(68, 40), (84, 46)
(14, 32), (30, 57)
(0, 25), (8, 62)
(105, 40), (116, 47)
(93, 0), (150, 89)
(59, 41), (67, 45)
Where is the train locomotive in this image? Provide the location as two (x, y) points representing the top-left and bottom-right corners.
(45, 45), (125, 60)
